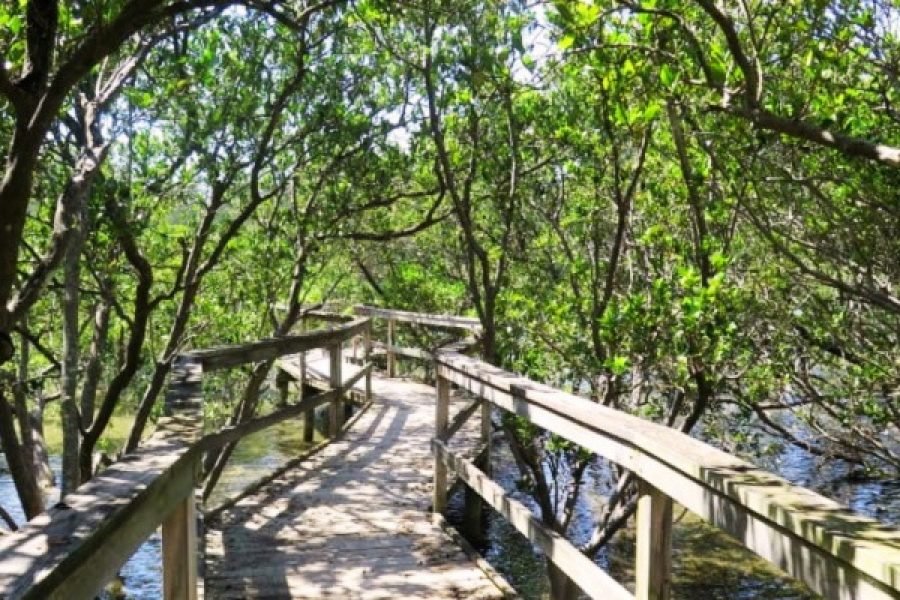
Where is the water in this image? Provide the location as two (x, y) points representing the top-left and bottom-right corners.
(446, 427), (900, 600)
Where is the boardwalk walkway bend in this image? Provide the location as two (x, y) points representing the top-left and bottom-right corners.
(1, 305), (900, 600)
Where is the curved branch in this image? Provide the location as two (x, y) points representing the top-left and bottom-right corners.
(693, 0), (761, 105)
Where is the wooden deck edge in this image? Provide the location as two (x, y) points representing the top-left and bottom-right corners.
(202, 397), (375, 520)
(431, 512), (521, 599)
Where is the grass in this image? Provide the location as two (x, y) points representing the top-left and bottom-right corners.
(42, 411), (136, 456)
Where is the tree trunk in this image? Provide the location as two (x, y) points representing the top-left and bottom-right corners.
(80, 299), (111, 430)
(13, 326), (34, 478)
(0, 391), (43, 519)
(29, 399), (55, 488)
(60, 206), (85, 496)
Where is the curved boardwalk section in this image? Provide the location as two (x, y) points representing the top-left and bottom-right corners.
(204, 374), (506, 599)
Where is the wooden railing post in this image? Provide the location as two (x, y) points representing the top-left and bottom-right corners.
(481, 401), (491, 470)
(329, 342), (343, 437)
(162, 489), (198, 600)
(433, 370), (450, 513)
(364, 320), (372, 402)
(299, 320), (314, 442)
(635, 479), (673, 600)
(386, 318), (396, 378)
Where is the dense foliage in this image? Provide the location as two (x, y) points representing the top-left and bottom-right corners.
(0, 0), (897, 593)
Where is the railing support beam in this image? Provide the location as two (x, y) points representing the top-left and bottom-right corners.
(386, 318), (396, 378)
(162, 491), (198, 600)
(329, 342), (343, 437)
(364, 322), (373, 402)
(433, 372), (450, 513)
(635, 479), (673, 600)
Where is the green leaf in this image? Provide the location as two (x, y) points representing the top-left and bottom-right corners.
(659, 64), (676, 88)
(7, 14), (22, 34)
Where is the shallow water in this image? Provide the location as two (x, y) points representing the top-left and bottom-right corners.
(446, 425), (900, 600)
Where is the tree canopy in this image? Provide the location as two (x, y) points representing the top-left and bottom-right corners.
(0, 0), (898, 594)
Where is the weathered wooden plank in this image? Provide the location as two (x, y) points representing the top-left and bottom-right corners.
(635, 480), (673, 600)
(205, 375), (507, 600)
(433, 374), (450, 513)
(386, 318), (397, 377)
(354, 305), (482, 331)
(186, 318), (370, 371)
(432, 439), (634, 600)
(162, 493), (198, 600)
(0, 440), (201, 599)
(436, 353), (900, 600)
(301, 309), (353, 322)
(329, 343), (343, 436)
(364, 322), (373, 403)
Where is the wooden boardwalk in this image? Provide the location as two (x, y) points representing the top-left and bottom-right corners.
(204, 352), (508, 599)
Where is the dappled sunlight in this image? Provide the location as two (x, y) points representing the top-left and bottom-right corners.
(205, 369), (504, 598)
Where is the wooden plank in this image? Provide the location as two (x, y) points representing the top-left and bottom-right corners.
(0, 353), (205, 600)
(162, 493), (198, 600)
(354, 305), (481, 331)
(329, 343), (342, 436)
(436, 354), (900, 600)
(205, 375), (508, 600)
(301, 310), (353, 322)
(481, 400), (492, 473)
(433, 374), (450, 513)
(387, 318), (396, 378)
(364, 322), (372, 403)
(186, 318), (370, 371)
(635, 480), (672, 600)
(432, 439), (633, 600)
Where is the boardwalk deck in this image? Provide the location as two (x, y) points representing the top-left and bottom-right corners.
(204, 353), (508, 599)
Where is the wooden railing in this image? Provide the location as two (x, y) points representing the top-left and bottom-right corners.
(5, 303), (900, 600)
(353, 305), (481, 376)
(431, 350), (900, 600)
(0, 317), (372, 600)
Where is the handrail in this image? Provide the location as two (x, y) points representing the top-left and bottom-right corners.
(0, 317), (373, 599)
(432, 350), (900, 600)
(185, 317), (369, 371)
(354, 304), (482, 331)
(352, 305), (479, 378)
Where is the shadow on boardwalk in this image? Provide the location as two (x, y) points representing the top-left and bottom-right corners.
(204, 375), (505, 599)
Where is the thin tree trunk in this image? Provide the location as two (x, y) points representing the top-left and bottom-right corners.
(60, 206), (85, 496)
(13, 324), (34, 477)
(30, 398), (55, 489)
(80, 298), (111, 430)
(0, 390), (43, 519)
